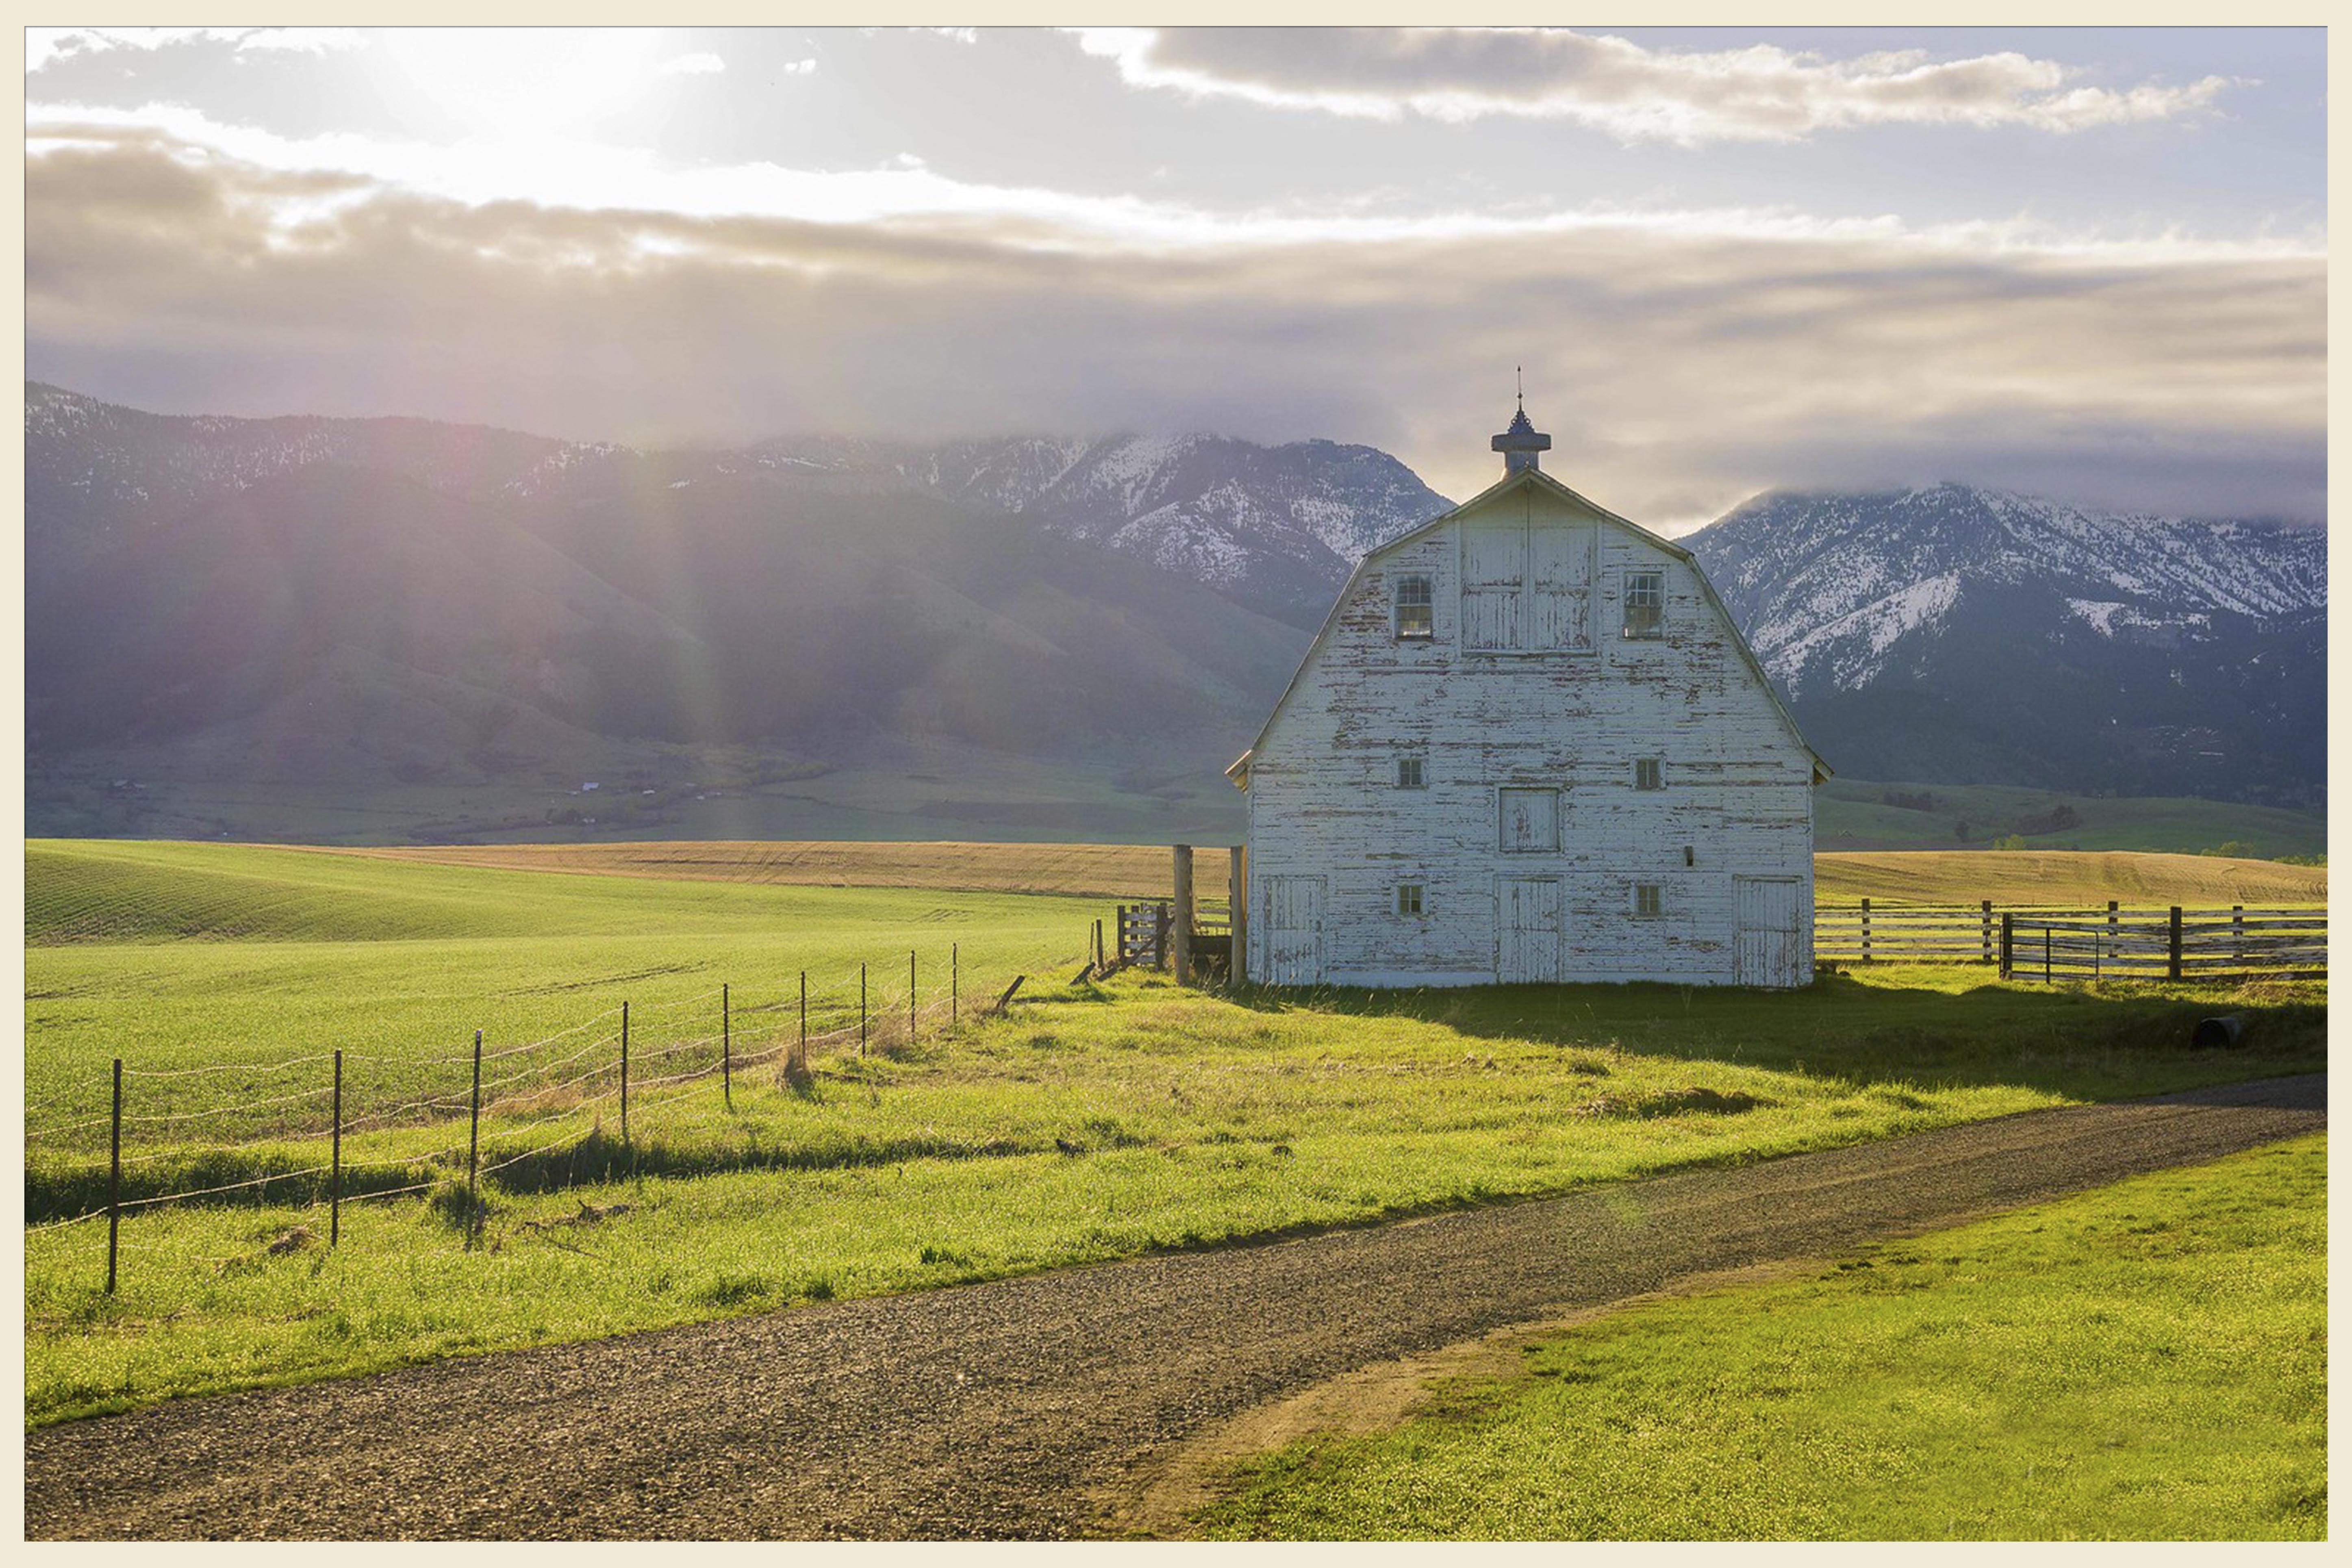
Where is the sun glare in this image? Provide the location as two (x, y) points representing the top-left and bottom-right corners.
(372, 28), (673, 142)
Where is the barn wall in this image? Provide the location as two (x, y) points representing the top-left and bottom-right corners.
(1246, 479), (1816, 988)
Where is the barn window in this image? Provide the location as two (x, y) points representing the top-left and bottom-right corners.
(1498, 787), (1559, 853)
(1633, 883), (1663, 918)
(1635, 757), (1664, 791)
(1623, 571), (1665, 639)
(1396, 884), (1425, 917)
(1396, 755), (1426, 789)
(1394, 575), (1434, 639)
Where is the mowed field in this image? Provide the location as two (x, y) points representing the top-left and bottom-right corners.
(326, 839), (2328, 908)
(22, 838), (2328, 1438)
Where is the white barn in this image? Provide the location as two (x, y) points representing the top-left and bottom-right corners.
(1227, 404), (1829, 989)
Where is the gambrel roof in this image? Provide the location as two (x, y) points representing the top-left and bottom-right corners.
(1227, 464), (1831, 788)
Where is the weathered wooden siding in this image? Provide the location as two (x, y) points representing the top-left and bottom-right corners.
(1246, 478), (1816, 987)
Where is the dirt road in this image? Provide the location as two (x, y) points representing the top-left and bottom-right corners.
(25, 1074), (2324, 1540)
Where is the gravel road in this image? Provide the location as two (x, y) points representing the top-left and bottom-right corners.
(25, 1073), (2324, 1541)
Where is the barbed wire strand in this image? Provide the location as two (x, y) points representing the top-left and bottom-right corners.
(122, 1051), (337, 1079)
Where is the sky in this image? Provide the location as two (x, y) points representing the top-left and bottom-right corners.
(21, 25), (2327, 532)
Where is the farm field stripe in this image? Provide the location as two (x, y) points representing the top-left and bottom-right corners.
(24, 1073), (2322, 1542)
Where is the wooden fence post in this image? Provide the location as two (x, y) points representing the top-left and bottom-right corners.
(1172, 844), (1194, 985)
(722, 984), (732, 1111)
(2168, 906), (2184, 981)
(1999, 913), (2013, 979)
(106, 1057), (122, 1294)
(1979, 899), (1993, 964)
(1230, 845), (1248, 985)
(330, 1049), (343, 1248)
(2232, 904), (2244, 966)
(1860, 897), (1872, 964)
(466, 1030), (483, 1247)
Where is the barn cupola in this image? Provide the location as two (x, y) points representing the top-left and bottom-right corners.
(1491, 396), (1551, 476)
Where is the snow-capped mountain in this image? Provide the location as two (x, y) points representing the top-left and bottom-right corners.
(1689, 482), (2324, 697)
(28, 382), (1450, 629)
(742, 432), (1452, 625)
(1684, 483), (2326, 804)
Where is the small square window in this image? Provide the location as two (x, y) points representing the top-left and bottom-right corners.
(1396, 756), (1425, 789)
(1633, 884), (1662, 918)
(1395, 574), (1433, 639)
(1623, 571), (1664, 639)
(1635, 757), (1663, 791)
(1397, 884), (1425, 916)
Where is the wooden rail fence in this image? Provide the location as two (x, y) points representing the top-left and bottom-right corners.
(1816, 901), (2325, 982)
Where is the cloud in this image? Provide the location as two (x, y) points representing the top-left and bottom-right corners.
(24, 102), (2317, 268)
(1074, 28), (2240, 145)
(27, 26), (366, 73)
(23, 124), (2322, 530)
(660, 53), (726, 76)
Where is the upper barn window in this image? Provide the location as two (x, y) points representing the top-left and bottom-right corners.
(1394, 574), (1434, 639)
(1622, 571), (1665, 639)
(1497, 787), (1559, 853)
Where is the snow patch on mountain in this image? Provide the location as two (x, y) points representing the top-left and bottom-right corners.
(1768, 571), (1960, 688)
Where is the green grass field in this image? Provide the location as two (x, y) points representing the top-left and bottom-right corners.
(22, 840), (2329, 1436)
(1818, 778), (2326, 859)
(1194, 1136), (2326, 1541)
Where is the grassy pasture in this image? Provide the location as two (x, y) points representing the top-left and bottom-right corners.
(1194, 1136), (2327, 1541)
(1815, 777), (2327, 859)
(22, 840), (2328, 1431)
(327, 839), (2326, 910)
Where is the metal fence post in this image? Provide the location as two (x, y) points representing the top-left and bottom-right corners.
(722, 983), (732, 1111)
(799, 970), (808, 1069)
(860, 963), (868, 1056)
(106, 1058), (122, 1294)
(910, 950), (917, 1043)
(951, 943), (958, 1034)
(619, 1002), (630, 1146)
(466, 1030), (483, 1248)
(330, 1048), (343, 1248)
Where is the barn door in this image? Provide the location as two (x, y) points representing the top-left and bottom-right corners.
(1461, 518), (1523, 651)
(1529, 521), (1594, 650)
(1260, 875), (1325, 986)
(1496, 877), (1560, 984)
(1734, 876), (1805, 987)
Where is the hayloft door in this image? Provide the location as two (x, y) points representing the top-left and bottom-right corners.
(1496, 877), (1560, 983)
(1734, 876), (1805, 987)
(1260, 875), (1324, 986)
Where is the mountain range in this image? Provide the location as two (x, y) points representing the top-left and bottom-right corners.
(1683, 484), (2325, 806)
(22, 382), (2325, 843)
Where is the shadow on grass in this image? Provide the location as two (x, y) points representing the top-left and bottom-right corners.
(1217, 970), (2326, 1102)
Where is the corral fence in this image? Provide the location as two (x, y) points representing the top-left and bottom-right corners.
(28, 943), (1029, 1295)
(1816, 899), (2327, 982)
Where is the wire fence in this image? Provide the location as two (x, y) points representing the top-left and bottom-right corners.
(23, 938), (1080, 1294)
